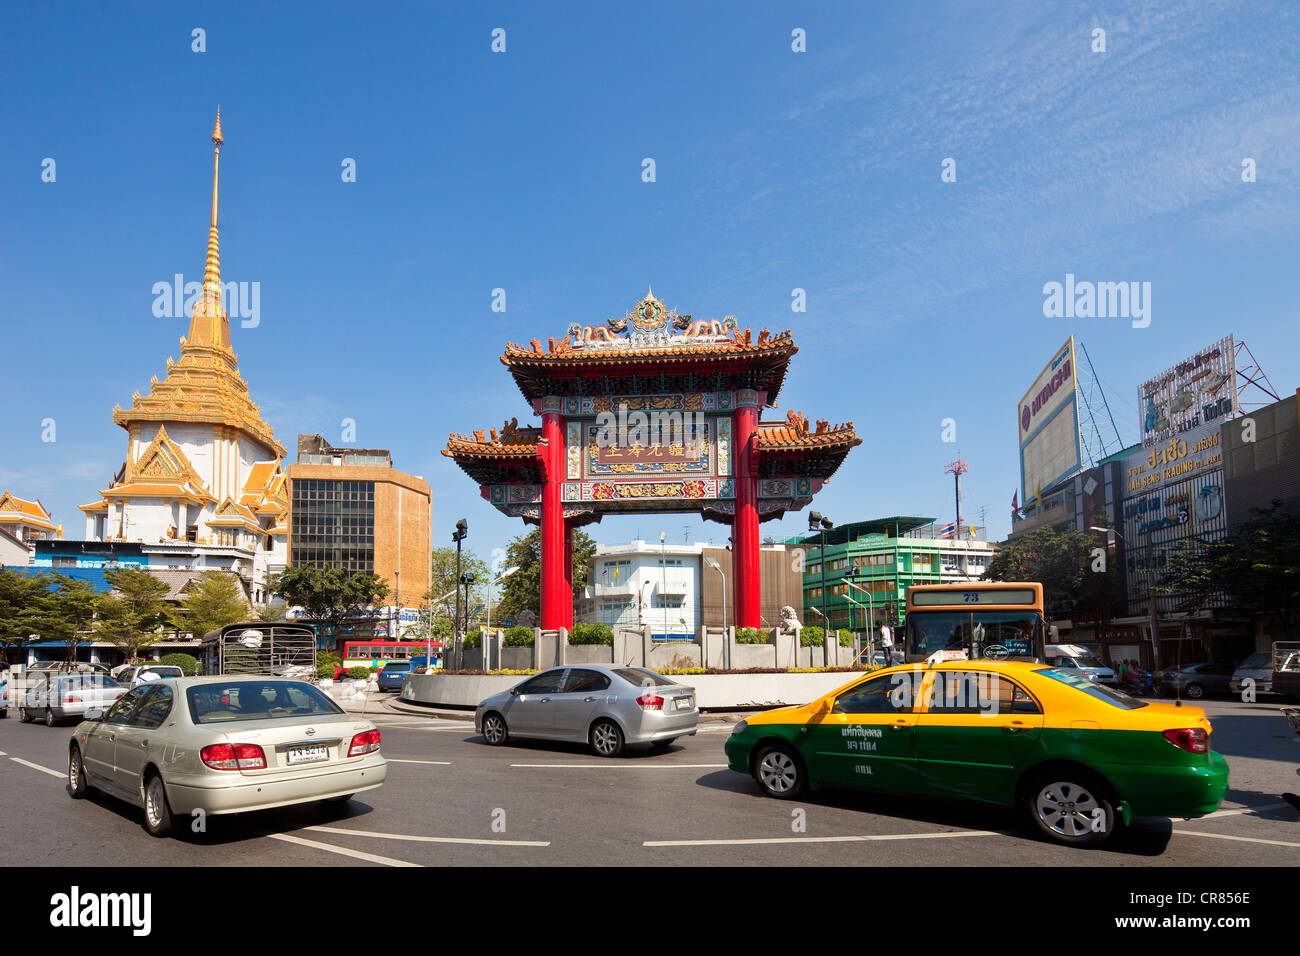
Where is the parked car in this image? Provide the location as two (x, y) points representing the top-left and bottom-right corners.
(1274, 650), (1300, 702)
(20, 673), (128, 726)
(476, 665), (698, 757)
(1155, 662), (1234, 699)
(725, 660), (1229, 847)
(376, 661), (411, 693)
(1044, 644), (1117, 685)
(68, 676), (387, 837)
(1229, 651), (1273, 696)
(115, 665), (186, 687)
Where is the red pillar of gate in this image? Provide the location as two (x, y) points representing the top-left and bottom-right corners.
(539, 402), (566, 631)
(732, 391), (762, 628)
(562, 521), (574, 629)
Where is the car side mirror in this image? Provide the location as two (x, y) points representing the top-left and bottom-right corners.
(84, 708), (104, 721)
(509, 687), (519, 697)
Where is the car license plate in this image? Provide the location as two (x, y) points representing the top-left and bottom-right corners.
(286, 744), (330, 765)
(675, 696), (693, 711)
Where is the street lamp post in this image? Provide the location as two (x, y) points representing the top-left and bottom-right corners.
(809, 511), (834, 649)
(484, 566), (520, 671)
(704, 554), (728, 669)
(452, 519), (468, 643)
(659, 531), (668, 640)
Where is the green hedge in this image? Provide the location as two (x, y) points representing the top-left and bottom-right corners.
(800, 627), (854, 647)
(345, 666), (371, 679)
(504, 626), (535, 646)
(735, 627), (767, 645)
(463, 630), (482, 648)
(157, 652), (199, 676)
(569, 622), (613, 645)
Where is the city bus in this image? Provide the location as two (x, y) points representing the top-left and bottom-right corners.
(341, 640), (443, 671)
(903, 582), (1045, 664)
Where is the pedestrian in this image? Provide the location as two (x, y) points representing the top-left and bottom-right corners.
(1117, 658), (1128, 686)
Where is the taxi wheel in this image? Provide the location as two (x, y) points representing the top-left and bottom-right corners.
(1026, 771), (1116, 846)
(753, 744), (806, 800)
(143, 773), (174, 838)
(481, 713), (509, 746)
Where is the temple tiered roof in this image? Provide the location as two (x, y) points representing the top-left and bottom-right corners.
(111, 108), (284, 458)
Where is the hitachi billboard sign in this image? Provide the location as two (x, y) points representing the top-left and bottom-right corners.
(1019, 337), (1077, 443)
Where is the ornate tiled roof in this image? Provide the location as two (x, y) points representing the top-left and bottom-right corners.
(0, 491), (57, 529)
(757, 409), (861, 451)
(444, 418), (541, 459)
(498, 291), (798, 402)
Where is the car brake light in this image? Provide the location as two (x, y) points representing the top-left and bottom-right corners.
(635, 694), (664, 710)
(348, 729), (381, 757)
(1163, 728), (1208, 754)
(63, 695), (82, 704)
(201, 743), (267, 770)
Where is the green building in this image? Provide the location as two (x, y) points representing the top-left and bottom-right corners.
(789, 516), (1000, 633)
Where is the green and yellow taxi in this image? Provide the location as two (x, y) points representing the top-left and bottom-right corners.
(725, 659), (1229, 846)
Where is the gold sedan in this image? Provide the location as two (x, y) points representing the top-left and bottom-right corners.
(69, 676), (387, 837)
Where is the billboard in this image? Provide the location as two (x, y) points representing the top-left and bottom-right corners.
(1018, 337), (1082, 502)
(1138, 335), (1236, 447)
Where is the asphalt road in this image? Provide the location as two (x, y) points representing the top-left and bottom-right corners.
(1, 698), (1298, 867)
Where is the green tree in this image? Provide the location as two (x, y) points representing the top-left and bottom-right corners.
(271, 565), (390, 627)
(494, 527), (597, 622)
(253, 602), (288, 623)
(982, 526), (1101, 616)
(1157, 502), (1300, 636)
(36, 575), (103, 665)
(0, 569), (51, 661)
(424, 545), (490, 622)
(96, 567), (172, 663)
(175, 570), (249, 636)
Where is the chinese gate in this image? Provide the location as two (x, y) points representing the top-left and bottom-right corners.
(443, 290), (860, 630)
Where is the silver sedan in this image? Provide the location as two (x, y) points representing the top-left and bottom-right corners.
(69, 676), (387, 837)
(475, 665), (698, 757)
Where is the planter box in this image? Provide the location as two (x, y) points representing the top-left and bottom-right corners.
(400, 670), (868, 710)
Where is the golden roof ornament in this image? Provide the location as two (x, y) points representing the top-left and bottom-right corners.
(211, 106), (223, 147)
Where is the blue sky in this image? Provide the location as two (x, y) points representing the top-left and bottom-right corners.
(2, 0), (1297, 562)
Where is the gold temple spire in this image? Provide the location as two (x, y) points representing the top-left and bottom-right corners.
(188, 108), (231, 350)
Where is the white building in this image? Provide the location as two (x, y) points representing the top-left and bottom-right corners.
(579, 540), (703, 640)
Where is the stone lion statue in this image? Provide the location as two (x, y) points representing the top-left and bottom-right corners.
(778, 605), (801, 634)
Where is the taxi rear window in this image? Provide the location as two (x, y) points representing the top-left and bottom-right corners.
(1034, 668), (1148, 709)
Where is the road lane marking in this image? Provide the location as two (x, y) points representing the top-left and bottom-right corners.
(644, 830), (1003, 847)
(510, 762), (727, 769)
(307, 825), (549, 847)
(9, 756), (64, 779)
(1171, 830), (1300, 849)
(385, 758), (452, 765)
(1197, 801), (1289, 819)
(265, 832), (423, 866)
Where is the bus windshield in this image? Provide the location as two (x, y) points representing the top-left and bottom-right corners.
(906, 610), (1041, 662)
